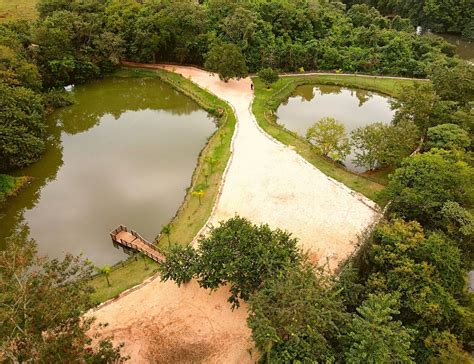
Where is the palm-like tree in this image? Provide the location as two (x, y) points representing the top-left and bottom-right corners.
(98, 265), (111, 287)
(161, 224), (171, 245)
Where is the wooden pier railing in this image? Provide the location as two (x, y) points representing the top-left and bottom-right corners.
(110, 225), (165, 263)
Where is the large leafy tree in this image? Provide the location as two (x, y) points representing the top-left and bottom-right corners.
(359, 220), (472, 350)
(248, 263), (350, 363)
(351, 120), (419, 170)
(426, 123), (471, 151)
(160, 216), (301, 307)
(383, 149), (473, 227)
(391, 82), (439, 133)
(204, 41), (248, 81)
(0, 83), (45, 171)
(429, 61), (474, 105)
(0, 230), (126, 362)
(306, 117), (351, 162)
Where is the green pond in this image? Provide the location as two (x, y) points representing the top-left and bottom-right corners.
(0, 76), (216, 266)
(439, 34), (474, 61)
(276, 85), (395, 173)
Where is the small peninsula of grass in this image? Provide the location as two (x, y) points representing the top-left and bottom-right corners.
(252, 74), (421, 203)
(90, 67), (236, 304)
(0, 174), (29, 203)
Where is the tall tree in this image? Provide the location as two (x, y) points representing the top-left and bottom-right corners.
(345, 293), (415, 364)
(306, 117), (351, 161)
(0, 231), (126, 362)
(204, 42), (248, 81)
(160, 216), (301, 307)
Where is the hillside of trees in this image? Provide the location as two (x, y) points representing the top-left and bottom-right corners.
(344, 0), (474, 40)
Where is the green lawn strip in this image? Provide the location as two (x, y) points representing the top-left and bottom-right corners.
(0, 174), (30, 203)
(89, 256), (159, 304)
(0, 0), (37, 22)
(89, 67), (236, 303)
(252, 74), (421, 203)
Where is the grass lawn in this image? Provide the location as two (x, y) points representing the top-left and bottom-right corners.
(0, 174), (29, 203)
(89, 67), (236, 304)
(0, 0), (37, 22)
(89, 256), (159, 304)
(252, 74), (421, 203)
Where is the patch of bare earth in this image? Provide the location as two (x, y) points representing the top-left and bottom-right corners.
(89, 278), (254, 363)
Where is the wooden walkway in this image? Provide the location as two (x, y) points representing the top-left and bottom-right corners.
(110, 225), (165, 263)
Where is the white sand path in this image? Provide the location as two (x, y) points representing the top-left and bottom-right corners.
(162, 65), (380, 269)
(91, 65), (381, 363)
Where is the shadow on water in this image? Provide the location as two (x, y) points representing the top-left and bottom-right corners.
(0, 77), (215, 266)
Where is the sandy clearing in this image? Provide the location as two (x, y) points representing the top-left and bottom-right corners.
(90, 278), (254, 363)
(161, 65), (380, 270)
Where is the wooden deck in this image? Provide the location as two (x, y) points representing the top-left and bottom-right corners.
(110, 225), (165, 263)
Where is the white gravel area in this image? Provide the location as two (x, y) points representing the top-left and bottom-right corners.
(163, 65), (380, 270)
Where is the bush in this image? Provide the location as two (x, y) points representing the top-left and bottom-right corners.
(257, 67), (279, 87)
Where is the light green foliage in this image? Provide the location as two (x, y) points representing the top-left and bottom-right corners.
(351, 120), (419, 170)
(426, 123), (471, 151)
(423, 331), (474, 364)
(257, 67), (279, 87)
(0, 231), (126, 362)
(160, 216), (301, 308)
(306, 117), (351, 161)
(204, 41), (248, 81)
(345, 293), (415, 364)
(383, 149), (473, 227)
(365, 220), (469, 336)
(248, 263), (349, 363)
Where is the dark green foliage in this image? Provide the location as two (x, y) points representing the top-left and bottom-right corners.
(0, 83), (45, 171)
(345, 0), (473, 39)
(248, 263), (350, 363)
(0, 231), (126, 362)
(160, 216), (301, 308)
(257, 67), (279, 87)
(429, 61), (474, 105)
(345, 293), (415, 364)
(351, 120), (420, 170)
(382, 149), (473, 227)
(204, 42), (248, 81)
(426, 123), (471, 151)
(391, 82), (440, 133)
(159, 245), (197, 286)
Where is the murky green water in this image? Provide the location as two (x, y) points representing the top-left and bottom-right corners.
(0, 77), (215, 265)
(439, 34), (474, 61)
(276, 85), (395, 172)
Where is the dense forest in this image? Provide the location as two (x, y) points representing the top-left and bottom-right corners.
(345, 0), (474, 39)
(1, 0), (473, 362)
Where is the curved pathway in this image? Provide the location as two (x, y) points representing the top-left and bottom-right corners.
(161, 65), (380, 269)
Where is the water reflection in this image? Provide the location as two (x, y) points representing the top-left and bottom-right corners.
(276, 85), (395, 172)
(0, 77), (215, 266)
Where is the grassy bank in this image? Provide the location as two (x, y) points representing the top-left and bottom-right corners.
(89, 67), (236, 304)
(0, 0), (37, 22)
(0, 174), (30, 203)
(252, 74), (419, 203)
